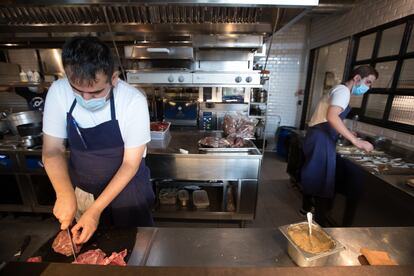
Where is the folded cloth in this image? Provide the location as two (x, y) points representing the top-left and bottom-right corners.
(360, 247), (397, 265)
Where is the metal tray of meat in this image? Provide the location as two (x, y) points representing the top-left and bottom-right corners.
(199, 139), (257, 152)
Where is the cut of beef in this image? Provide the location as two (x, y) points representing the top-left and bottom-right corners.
(26, 256), (42, 263)
(73, 249), (106, 265)
(73, 249), (127, 266)
(51, 230), (82, 256)
(102, 249), (127, 266)
(198, 137), (231, 148)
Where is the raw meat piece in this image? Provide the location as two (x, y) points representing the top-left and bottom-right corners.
(73, 249), (127, 266)
(150, 122), (170, 131)
(26, 256), (42, 263)
(198, 137), (231, 148)
(223, 114), (257, 139)
(73, 249), (106, 265)
(102, 249), (127, 266)
(225, 137), (246, 148)
(52, 230), (82, 256)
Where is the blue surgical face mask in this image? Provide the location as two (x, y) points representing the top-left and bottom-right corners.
(351, 83), (369, 96)
(74, 89), (111, 111)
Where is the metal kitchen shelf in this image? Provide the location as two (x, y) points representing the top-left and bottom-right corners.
(0, 81), (52, 93)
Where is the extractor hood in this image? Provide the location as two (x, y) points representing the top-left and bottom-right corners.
(0, 0), (323, 47)
(0, 1), (357, 49)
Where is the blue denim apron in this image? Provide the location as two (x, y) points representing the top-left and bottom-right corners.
(301, 105), (351, 198)
(66, 89), (155, 227)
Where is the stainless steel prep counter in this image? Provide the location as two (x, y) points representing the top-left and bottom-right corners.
(146, 130), (262, 223)
(128, 227), (414, 267)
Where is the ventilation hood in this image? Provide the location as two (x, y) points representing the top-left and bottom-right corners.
(0, 1), (357, 49)
(0, 0), (325, 48)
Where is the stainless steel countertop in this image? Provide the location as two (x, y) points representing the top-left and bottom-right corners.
(128, 227), (414, 267)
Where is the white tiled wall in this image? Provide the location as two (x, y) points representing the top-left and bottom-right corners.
(310, 0), (414, 49)
(344, 119), (414, 150)
(256, 21), (309, 150)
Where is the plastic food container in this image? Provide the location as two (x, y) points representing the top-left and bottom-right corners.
(192, 190), (210, 209)
(159, 188), (177, 205)
(177, 189), (189, 207)
(150, 121), (171, 140)
(279, 222), (345, 267)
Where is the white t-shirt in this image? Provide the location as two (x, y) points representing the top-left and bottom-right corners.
(43, 78), (150, 155)
(308, 84), (350, 127)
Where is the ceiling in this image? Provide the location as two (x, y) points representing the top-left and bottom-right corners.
(0, 0), (356, 48)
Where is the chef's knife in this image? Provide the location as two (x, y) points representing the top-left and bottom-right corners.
(12, 235), (31, 261)
(66, 228), (77, 262)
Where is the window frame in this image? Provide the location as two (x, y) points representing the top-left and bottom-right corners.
(348, 14), (414, 134)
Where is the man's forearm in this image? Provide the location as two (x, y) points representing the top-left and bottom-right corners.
(91, 160), (141, 212)
(328, 115), (357, 144)
(43, 152), (74, 197)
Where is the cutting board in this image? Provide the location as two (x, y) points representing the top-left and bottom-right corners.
(31, 227), (137, 263)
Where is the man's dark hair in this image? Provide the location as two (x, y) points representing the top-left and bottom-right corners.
(62, 36), (114, 85)
(348, 65), (379, 81)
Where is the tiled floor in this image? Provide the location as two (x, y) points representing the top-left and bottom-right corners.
(0, 152), (304, 262)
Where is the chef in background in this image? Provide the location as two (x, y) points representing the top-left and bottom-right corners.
(42, 36), (155, 244)
(300, 65), (378, 226)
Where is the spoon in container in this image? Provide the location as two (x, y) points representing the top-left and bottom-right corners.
(307, 212), (313, 246)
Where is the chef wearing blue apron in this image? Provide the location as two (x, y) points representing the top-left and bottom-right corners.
(42, 36), (154, 244)
(300, 65), (378, 226)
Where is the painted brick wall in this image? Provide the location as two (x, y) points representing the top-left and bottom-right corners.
(256, 21), (309, 150)
(310, 0), (414, 147)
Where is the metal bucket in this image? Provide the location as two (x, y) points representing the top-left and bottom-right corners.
(6, 111), (42, 135)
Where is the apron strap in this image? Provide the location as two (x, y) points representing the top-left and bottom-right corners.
(69, 99), (77, 115)
(109, 87), (116, 120)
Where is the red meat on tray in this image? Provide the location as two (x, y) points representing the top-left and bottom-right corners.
(26, 256), (42, 263)
(52, 230), (82, 256)
(73, 249), (127, 266)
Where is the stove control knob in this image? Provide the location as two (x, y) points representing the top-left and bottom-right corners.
(178, 75), (185, 82)
(235, 76), (242, 83)
(168, 75), (174, 83)
(246, 76), (252, 83)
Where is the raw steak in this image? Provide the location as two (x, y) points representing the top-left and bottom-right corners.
(52, 230), (82, 256)
(102, 249), (127, 266)
(198, 137), (231, 148)
(26, 256), (42, 263)
(73, 249), (106, 265)
(73, 249), (127, 266)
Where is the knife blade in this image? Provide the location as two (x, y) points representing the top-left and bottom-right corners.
(66, 228), (77, 262)
(12, 235), (31, 261)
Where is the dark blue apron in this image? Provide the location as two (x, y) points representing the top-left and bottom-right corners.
(66, 89), (155, 227)
(301, 105), (351, 198)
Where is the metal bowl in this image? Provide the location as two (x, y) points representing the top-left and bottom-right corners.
(7, 110), (42, 135)
(279, 222), (345, 267)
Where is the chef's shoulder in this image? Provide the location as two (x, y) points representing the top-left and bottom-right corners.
(329, 84), (350, 110)
(44, 78), (74, 107)
(115, 80), (147, 104)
